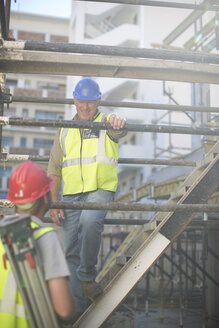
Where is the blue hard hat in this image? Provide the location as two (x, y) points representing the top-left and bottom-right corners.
(73, 78), (102, 100)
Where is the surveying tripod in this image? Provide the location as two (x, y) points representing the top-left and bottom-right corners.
(0, 214), (60, 328)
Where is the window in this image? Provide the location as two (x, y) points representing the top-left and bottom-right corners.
(4, 107), (16, 116)
(37, 82), (59, 91)
(130, 177), (136, 189)
(35, 110), (64, 120)
(22, 109), (28, 117)
(2, 136), (14, 147)
(24, 80), (31, 88)
(133, 14), (138, 25)
(0, 166), (12, 177)
(20, 137), (26, 148)
(130, 135), (136, 145)
(33, 138), (53, 149)
(6, 79), (17, 88)
(139, 173), (144, 185)
(122, 181), (127, 193)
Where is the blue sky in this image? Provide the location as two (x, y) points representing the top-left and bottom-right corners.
(11, 0), (72, 18)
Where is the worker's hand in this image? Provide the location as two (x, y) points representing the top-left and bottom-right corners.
(50, 209), (65, 226)
(104, 115), (126, 130)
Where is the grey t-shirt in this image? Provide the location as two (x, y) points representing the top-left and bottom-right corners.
(32, 217), (70, 280)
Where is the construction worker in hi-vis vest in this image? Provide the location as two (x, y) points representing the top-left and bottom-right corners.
(0, 161), (77, 327)
(48, 78), (127, 313)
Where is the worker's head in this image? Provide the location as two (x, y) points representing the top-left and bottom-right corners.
(8, 161), (54, 216)
(73, 78), (101, 121)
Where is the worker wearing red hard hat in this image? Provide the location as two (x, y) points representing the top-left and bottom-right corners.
(48, 78), (127, 313)
(0, 161), (77, 327)
(8, 160), (54, 208)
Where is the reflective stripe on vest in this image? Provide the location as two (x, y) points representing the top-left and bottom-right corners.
(0, 222), (54, 327)
(0, 271), (26, 318)
(62, 130), (118, 168)
(60, 113), (118, 195)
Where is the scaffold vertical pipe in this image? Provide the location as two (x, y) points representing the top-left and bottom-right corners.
(145, 273), (150, 317)
(185, 232), (189, 305)
(178, 236), (183, 328)
(192, 233), (197, 291)
(0, 82), (5, 153)
(159, 257), (164, 323)
(170, 243), (174, 307)
(202, 225), (208, 328)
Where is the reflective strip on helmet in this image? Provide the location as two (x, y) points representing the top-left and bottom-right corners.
(62, 129), (118, 169)
(0, 271), (26, 318)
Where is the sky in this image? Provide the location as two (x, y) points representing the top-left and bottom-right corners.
(11, 0), (72, 18)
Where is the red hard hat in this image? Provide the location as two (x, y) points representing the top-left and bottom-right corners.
(8, 161), (54, 204)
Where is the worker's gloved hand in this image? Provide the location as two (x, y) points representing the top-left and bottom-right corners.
(103, 115), (126, 130)
(50, 209), (65, 226)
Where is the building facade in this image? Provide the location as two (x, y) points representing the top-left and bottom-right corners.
(1, 12), (69, 197)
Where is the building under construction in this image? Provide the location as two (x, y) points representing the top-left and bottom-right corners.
(0, 0), (219, 327)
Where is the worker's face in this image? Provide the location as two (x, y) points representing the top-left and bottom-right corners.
(74, 99), (99, 121)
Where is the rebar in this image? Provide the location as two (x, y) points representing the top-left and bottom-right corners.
(1, 117), (219, 136)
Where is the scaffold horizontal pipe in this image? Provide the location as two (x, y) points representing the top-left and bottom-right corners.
(2, 154), (196, 167)
(77, 0), (219, 11)
(2, 200), (219, 212)
(43, 217), (219, 226)
(119, 158), (196, 166)
(2, 39), (219, 65)
(43, 216), (151, 225)
(10, 96), (219, 113)
(50, 201), (219, 212)
(5, 154), (49, 162)
(1, 117), (219, 136)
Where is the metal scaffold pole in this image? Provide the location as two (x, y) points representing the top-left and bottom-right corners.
(0, 153), (196, 167)
(1, 1), (219, 326)
(2, 199), (219, 213)
(1, 116), (219, 136)
(2, 39), (219, 64)
(3, 93), (219, 113)
(77, 0), (219, 11)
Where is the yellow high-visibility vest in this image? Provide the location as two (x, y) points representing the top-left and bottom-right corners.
(0, 222), (53, 328)
(60, 113), (119, 195)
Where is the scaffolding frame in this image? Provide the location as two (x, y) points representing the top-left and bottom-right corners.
(1, 1), (219, 327)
